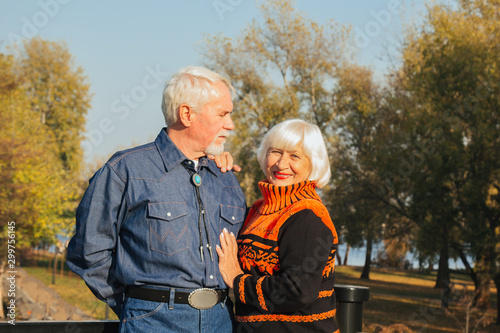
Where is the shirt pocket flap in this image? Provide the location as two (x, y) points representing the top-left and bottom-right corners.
(220, 205), (245, 225)
(148, 202), (188, 221)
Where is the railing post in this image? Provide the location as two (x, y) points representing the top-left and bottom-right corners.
(335, 284), (370, 333)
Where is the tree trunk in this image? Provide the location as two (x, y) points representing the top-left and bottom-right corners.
(41, 110), (46, 124)
(455, 245), (478, 286)
(493, 273), (500, 325)
(336, 248), (342, 266)
(343, 244), (350, 266)
(0, 263), (5, 318)
(60, 249), (65, 276)
(52, 250), (58, 285)
(475, 273), (491, 309)
(473, 256), (491, 309)
(435, 245), (450, 288)
(360, 236), (373, 279)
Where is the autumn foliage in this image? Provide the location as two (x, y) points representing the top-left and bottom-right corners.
(201, 0), (500, 322)
(0, 38), (91, 248)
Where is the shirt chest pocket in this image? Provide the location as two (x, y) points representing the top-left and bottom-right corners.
(147, 202), (190, 256)
(219, 205), (246, 234)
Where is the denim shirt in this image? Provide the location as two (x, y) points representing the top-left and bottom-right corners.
(67, 128), (246, 313)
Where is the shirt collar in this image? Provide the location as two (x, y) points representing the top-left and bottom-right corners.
(154, 128), (220, 176)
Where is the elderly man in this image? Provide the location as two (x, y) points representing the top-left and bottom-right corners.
(67, 66), (246, 332)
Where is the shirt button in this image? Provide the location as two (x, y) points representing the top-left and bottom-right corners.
(231, 216), (235, 221)
(167, 212), (171, 217)
(210, 275), (214, 279)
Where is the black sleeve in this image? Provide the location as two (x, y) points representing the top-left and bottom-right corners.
(233, 209), (335, 313)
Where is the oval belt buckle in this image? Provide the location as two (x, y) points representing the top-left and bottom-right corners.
(188, 288), (219, 310)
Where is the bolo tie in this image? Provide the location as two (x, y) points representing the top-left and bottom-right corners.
(181, 160), (214, 262)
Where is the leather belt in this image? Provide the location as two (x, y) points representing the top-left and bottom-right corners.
(125, 286), (228, 310)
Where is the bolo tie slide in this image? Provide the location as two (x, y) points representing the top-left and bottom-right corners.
(192, 174), (202, 187)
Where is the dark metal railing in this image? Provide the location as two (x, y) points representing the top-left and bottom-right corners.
(0, 320), (119, 333)
(0, 285), (369, 333)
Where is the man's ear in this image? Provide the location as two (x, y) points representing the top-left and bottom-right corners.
(178, 104), (193, 127)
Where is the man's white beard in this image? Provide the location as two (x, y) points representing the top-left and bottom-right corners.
(204, 130), (230, 156)
(204, 141), (225, 156)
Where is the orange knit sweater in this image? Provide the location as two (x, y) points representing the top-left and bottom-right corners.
(233, 180), (339, 333)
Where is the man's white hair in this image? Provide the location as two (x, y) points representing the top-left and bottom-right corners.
(161, 66), (234, 126)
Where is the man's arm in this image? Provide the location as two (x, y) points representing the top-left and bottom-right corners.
(66, 163), (127, 316)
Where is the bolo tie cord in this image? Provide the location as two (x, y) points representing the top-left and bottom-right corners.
(182, 162), (214, 262)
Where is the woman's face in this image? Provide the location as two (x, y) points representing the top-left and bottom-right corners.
(264, 146), (311, 186)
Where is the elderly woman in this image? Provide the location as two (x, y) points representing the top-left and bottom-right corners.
(216, 119), (339, 333)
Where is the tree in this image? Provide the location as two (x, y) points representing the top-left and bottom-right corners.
(324, 64), (392, 279)
(13, 37), (91, 175)
(1, 57), (62, 248)
(202, 0), (411, 281)
(201, 0), (350, 203)
(398, 0), (500, 317)
(0, 38), (91, 250)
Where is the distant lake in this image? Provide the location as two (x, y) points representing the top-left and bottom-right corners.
(337, 242), (469, 270)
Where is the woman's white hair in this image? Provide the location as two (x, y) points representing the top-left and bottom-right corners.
(257, 119), (331, 188)
(161, 66), (234, 126)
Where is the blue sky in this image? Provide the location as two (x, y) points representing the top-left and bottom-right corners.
(1, 0), (436, 163)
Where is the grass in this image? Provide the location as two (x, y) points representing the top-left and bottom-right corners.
(23, 266), (118, 320)
(21, 254), (498, 332)
(335, 266), (498, 332)
(20, 250), (118, 320)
